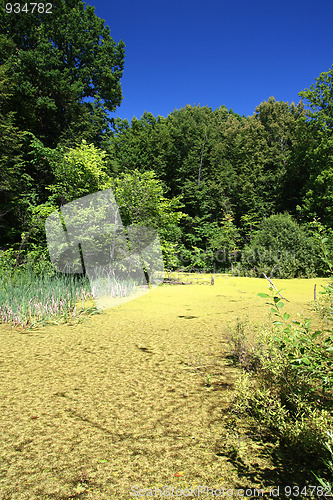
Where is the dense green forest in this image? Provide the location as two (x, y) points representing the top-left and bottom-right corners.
(1, 0), (333, 278)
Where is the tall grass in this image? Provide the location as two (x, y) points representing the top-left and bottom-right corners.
(0, 261), (138, 329)
(88, 268), (139, 299)
(0, 267), (92, 328)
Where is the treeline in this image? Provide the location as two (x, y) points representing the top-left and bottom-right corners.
(106, 98), (333, 276)
(1, 1), (333, 278)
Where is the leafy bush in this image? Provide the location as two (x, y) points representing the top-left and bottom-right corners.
(227, 279), (333, 465)
(240, 213), (319, 278)
(258, 286), (333, 395)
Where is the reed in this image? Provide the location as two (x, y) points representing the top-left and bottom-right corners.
(0, 264), (138, 328)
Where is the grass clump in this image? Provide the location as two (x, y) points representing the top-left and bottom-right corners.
(0, 265), (96, 328)
(225, 318), (271, 373)
(0, 253), (139, 329)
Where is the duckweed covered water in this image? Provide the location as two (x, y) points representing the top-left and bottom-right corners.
(0, 275), (330, 498)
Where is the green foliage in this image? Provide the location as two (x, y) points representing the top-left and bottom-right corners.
(108, 101), (318, 272)
(179, 211), (240, 272)
(109, 169), (186, 270)
(240, 213), (319, 278)
(297, 65), (333, 226)
(259, 287), (333, 394)
(0, 63), (26, 245)
(0, 0), (125, 148)
(299, 64), (333, 132)
(0, 0), (124, 250)
(0, 131), (67, 250)
(305, 218), (333, 276)
(229, 309), (333, 462)
(233, 369), (332, 459)
(300, 136), (333, 227)
(229, 232), (333, 469)
(47, 139), (111, 203)
(1, 33), (333, 277)
(0, 262), (96, 328)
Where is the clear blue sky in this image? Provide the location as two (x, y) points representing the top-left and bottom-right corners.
(88, 0), (333, 123)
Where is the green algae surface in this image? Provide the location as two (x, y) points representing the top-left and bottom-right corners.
(0, 276), (330, 499)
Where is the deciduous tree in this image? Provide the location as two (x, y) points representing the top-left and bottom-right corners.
(0, 0), (125, 148)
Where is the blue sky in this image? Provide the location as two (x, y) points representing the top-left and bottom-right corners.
(88, 0), (333, 123)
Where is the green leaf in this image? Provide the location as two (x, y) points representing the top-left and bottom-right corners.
(301, 357), (311, 365)
(276, 301), (284, 309)
(257, 293), (270, 298)
(283, 313), (290, 321)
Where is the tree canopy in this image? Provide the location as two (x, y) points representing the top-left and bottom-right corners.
(0, 0), (125, 148)
(0, 3), (333, 278)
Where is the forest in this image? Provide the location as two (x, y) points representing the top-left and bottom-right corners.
(1, 1), (333, 498)
(1, 1), (333, 280)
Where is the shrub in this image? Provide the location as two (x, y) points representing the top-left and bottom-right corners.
(228, 231), (333, 481)
(240, 213), (319, 278)
(258, 286), (333, 395)
(227, 285), (333, 463)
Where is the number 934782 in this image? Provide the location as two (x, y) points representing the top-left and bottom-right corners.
(5, 3), (53, 14)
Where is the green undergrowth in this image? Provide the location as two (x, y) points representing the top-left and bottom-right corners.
(0, 250), (150, 328)
(225, 280), (333, 492)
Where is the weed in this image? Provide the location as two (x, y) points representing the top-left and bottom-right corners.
(225, 318), (270, 373)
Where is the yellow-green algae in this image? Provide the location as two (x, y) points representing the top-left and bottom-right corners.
(0, 275), (330, 499)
